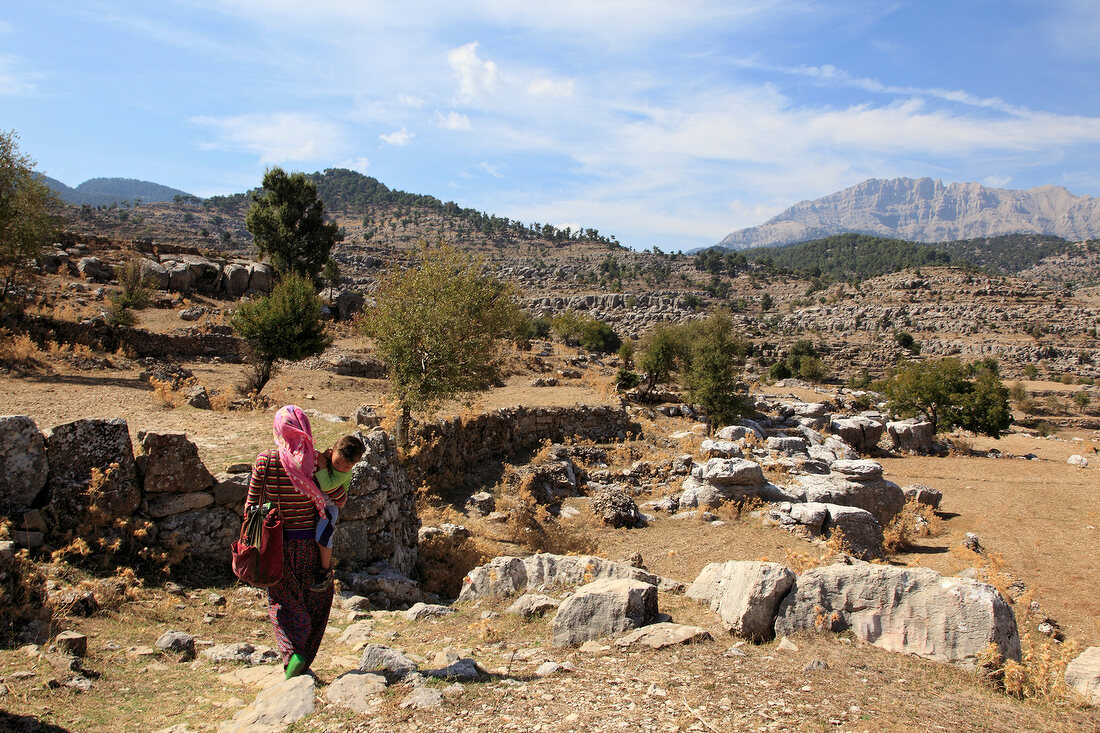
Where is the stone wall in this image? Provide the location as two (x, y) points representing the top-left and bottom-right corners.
(20, 315), (245, 360)
(404, 405), (639, 490)
(0, 416), (418, 577)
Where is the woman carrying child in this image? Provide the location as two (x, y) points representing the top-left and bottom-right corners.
(244, 405), (365, 679)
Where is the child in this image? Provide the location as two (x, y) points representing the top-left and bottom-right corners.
(310, 434), (366, 591)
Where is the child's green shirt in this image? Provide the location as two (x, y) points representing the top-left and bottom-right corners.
(314, 466), (353, 494)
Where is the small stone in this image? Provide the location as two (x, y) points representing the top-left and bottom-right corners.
(804, 659), (829, 672)
(400, 687), (444, 709)
(777, 636), (799, 651)
(535, 662), (562, 677)
(54, 631), (87, 658)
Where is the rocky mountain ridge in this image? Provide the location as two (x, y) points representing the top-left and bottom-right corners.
(717, 177), (1100, 250)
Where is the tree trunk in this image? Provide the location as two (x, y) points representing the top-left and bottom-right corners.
(396, 402), (411, 451)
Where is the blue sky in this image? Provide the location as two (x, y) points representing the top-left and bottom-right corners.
(3, 1), (1100, 251)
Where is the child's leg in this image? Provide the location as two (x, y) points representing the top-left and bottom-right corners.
(318, 543), (331, 570)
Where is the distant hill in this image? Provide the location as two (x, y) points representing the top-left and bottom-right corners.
(716, 177), (1100, 250)
(722, 232), (1090, 283)
(44, 176), (194, 207)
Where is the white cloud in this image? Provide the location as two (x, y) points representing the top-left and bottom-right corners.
(379, 127), (413, 146)
(527, 77), (575, 97)
(476, 161), (504, 178)
(398, 94), (425, 108)
(0, 55), (38, 95)
(448, 42), (500, 102)
(191, 113), (344, 163)
(983, 175), (1011, 188)
(339, 156), (371, 173)
(437, 111), (472, 131)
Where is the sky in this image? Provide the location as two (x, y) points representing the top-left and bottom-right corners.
(3, 1), (1100, 251)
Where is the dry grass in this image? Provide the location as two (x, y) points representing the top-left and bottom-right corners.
(883, 498), (942, 552)
(0, 329), (44, 372)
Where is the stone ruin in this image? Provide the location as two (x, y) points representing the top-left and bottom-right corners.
(0, 415), (419, 604)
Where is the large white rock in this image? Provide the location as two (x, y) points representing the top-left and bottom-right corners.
(887, 419), (934, 454)
(699, 458), (765, 486)
(829, 416), (885, 454)
(1065, 646), (1100, 705)
(822, 504), (885, 560)
(792, 471), (905, 525)
(687, 561), (795, 640)
(218, 674), (315, 732)
(774, 562), (1020, 667)
(458, 553), (672, 600)
(551, 578), (658, 647)
(325, 671), (387, 714)
(0, 416), (48, 514)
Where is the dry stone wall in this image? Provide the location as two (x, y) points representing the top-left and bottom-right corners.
(0, 417), (418, 578)
(405, 405), (639, 490)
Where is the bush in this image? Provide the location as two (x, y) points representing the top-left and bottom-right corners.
(768, 361), (792, 381)
(894, 331), (920, 354)
(551, 311), (621, 353)
(615, 367), (640, 391)
(882, 358), (1012, 437)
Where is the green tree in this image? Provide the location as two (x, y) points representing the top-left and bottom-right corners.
(246, 167), (343, 279)
(322, 258), (340, 303)
(0, 131), (62, 301)
(360, 244), (520, 447)
(680, 311), (751, 428)
(230, 274), (330, 395)
(637, 324), (689, 394)
(881, 358), (1011, 437)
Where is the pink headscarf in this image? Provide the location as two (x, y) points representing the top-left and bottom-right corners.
(273, 405), (328, 514)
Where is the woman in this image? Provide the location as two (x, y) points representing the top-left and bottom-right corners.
(245, 405), (348, 679)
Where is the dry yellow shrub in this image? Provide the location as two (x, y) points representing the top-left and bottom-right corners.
(883, 499), (941, 552)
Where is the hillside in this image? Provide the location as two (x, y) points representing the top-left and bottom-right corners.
(61, 168), (623, 258)
(716, 177), (1100, 250)
(44, 176), (194, 206)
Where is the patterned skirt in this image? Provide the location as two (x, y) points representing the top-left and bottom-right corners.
(266, 537), (334, 668)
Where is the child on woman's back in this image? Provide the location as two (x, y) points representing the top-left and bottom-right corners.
(310, 434), (366, 591)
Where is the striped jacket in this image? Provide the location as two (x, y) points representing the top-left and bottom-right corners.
(245, 450), (349, 531)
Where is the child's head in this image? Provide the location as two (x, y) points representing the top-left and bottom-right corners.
(330, 435), (366, 472)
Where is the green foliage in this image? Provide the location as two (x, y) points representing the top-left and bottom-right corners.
(768, 361), (792, 381)
(322, 258), (340, 302)
(636, 312), (750, 425)
(550, 311), (621, 353)
(1023, 363), (1039, 379)
(618, 339), (635, 368)
(894, 331), (920, 353)
(679, 311), (751, 427)
(848, 369), (873, 390)
(637, 325), (691, 393)
(246, 167), (344, 279)
(881, 357), (1012, 437)
(1073, 391), (1091, 411)
(114, 256), (153, 310)
(743, 233), (952, 283)
(0, 131), (62, 300)
(360, 244), (520, 442)
(615, 367), (640, 391)
(759, 292), (774, 312)
(231, 273), (330, 394)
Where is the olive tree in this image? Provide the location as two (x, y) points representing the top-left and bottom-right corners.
(360, 244), (520, 447)
(246, 167), (342, 279)
(0, 131), (61, 301)
(880, 357), (1011, 437)
(231, 273), (330, 395)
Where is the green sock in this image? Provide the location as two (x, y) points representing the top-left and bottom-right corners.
(286, 653), (308, 679)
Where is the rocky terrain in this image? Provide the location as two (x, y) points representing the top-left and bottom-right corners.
(716, 178), (1100, 250)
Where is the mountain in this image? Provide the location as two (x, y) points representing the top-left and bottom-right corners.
(716, 177), (1100, 250)
(43, 176), (194, 206)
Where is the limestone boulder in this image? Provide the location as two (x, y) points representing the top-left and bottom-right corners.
(137, 257), (169, 290)
(615, 622), (713, 649)
(698, 457), (765, 486)
(167, 262), (194, 292)
(765, 501), (829, 535)
(221, 263), (250, 297)
(357, 644), (418, 680)
(1065, 646), (1100, 705)
(766, 436), (809, 456)
(0, 416), (48, 513)
(459, 553), (668, 601)
(699, 439), (742, 459)
(687, 561), (795, 640)
(822, 504), (885, 560)
(137, 431), (215, 494)
(77, 256), (112, 282)
(336, 290), (365, 320)
(551, 578), (658, 646)
(887, 419), (934, 455)
(145, 491), (214, 519)
(829, 416), (885, 454)
(187, 258), (221, 293)
(219, 674), (315, 732)
(325, 671), (387, 713)
(904, 484), (943, 510)
(247, 263), (274, 293)
(679, 475), (796, 509)
(774, 562), (1021, 667)
(44, 418), (140, 533)
(792, 470), (905, 526)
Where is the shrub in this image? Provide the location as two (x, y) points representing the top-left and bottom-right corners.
(768, 361), (792, 381)
(882, 499), (940, 552)
(1023, 364), (1038, 379)
(882, 357), (1012, 437)
(615, 367), (640, 391)
(894, 331), (920, 353)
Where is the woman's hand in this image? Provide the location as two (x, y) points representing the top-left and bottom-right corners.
(315, 449), (329, 470)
